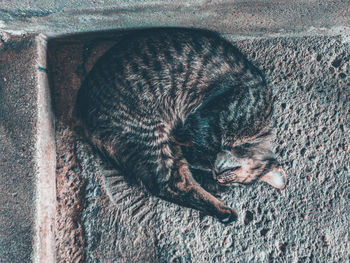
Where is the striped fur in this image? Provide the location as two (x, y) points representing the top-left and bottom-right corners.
(76, 28), (275, 224)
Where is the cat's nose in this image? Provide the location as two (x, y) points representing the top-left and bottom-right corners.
(214, 153), (226, 172)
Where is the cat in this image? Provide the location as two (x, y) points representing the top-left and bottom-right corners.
(75, 28), (286, 224)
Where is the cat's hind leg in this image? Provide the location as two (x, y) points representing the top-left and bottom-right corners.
(150, 144), (238, 224)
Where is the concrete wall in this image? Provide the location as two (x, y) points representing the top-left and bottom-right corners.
(0, 34), (38, 263)
(0, 1), (350, 37)
(0, 32), (56, 263)
(0, 1), (349, 262)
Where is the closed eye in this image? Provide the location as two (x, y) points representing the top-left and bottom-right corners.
(216, 166), (241, 175)
(252, 165), (263, 171)
(233, 146), (249, 157)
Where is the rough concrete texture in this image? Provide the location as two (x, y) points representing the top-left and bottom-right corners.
(0, 32), (55, 263)
(48, 42), (88, 263)
(48, 31), (350, 262)
(0, 1), (349, 262)
(34, 34), (56, 263)
(0, 1), (350, 37)
(0, 33), (38, 262)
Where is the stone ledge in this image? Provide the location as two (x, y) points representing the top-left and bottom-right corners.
(0, 32), (55, 263)
(0, 1), (349, 37)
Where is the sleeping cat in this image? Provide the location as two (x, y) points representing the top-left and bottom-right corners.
(75, 28), (286, 224)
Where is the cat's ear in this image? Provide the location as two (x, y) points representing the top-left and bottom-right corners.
(259, 167), (287, 189)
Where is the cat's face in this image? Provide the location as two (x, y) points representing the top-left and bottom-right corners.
(179, 117), (286, 189)
(213, 132), (286, 189)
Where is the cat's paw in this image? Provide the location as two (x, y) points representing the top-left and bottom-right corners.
(218, 209), (238, 225)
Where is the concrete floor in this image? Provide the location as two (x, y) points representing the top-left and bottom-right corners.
(48, 31), (350, 262)
(0, 1), (350, 262)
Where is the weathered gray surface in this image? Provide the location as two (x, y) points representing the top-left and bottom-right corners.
(1, 0), (350, 262)
(0, 1), (349, 37)
(49, 31), (350, 262)
(0, 33), (37, 263)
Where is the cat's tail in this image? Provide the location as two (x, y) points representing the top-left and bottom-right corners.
(102, 168), (159, 224)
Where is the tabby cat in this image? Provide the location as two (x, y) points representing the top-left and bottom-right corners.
(75, 28), (286, 224)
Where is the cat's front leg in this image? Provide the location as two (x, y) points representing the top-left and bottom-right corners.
(152, 145), (238, 224)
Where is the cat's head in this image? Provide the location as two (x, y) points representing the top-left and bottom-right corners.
(211, 82), (286, 189)
(179, 125), (286, 190)
(177, 86), (286, 189)
(213, 129), (286, 189)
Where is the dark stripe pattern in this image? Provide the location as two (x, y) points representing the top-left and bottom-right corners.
(75, 28), (273, 215)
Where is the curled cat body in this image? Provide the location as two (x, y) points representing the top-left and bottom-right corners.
(76, 28), (286, 224)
